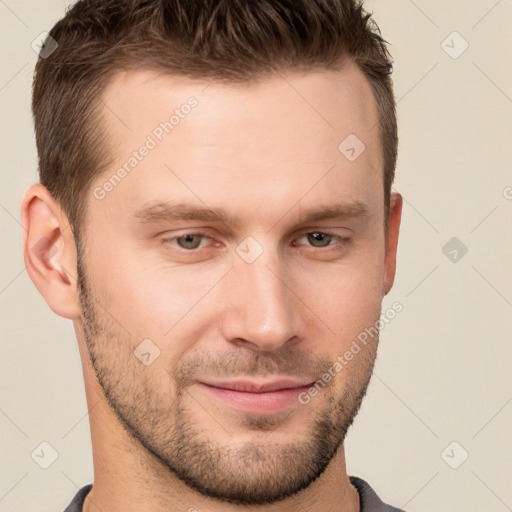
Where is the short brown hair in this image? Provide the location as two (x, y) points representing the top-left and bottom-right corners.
(32, 0), (397, 242)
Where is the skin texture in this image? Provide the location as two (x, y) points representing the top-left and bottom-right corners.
(22, 59), (402, 512)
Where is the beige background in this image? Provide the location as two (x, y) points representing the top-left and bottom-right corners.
(1, 1), (511, 511)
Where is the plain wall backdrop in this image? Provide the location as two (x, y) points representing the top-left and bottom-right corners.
(1, 1), (511, 511)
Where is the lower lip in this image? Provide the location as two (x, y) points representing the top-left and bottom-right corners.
(198, 383), (312, 414)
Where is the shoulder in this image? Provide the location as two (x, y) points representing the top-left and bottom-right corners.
(349, 476), (408, 512)
(62, 484), (92, 512)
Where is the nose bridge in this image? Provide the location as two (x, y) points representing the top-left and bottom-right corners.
(223, 245), (299, 350)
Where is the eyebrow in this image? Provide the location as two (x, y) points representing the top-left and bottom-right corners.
(132, 200), (370, 227)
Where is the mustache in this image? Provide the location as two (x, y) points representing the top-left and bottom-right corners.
(171, 347), (335, 389)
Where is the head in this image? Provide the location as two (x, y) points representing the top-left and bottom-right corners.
(23, 0), (402, 507)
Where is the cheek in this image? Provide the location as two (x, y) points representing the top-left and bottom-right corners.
(297, 258), (384, 345)
(90, 247), (228, 344)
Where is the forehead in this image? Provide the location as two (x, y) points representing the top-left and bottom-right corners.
(100, 63), (379, 150)
(90, 64), (382, 228)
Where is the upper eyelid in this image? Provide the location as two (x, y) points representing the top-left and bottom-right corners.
(162, 229), (345, 239)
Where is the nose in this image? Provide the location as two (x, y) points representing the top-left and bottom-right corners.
(219, 250), (303, 352)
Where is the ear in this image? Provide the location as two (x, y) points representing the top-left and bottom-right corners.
(382, 191), (403, 296)
(21, 183), (81, 319)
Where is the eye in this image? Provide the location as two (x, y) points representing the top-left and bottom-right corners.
(162, 233), (212, 250)
(159, 230), (349, 254)
(295, 231), (348, 248)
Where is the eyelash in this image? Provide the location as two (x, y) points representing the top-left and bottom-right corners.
(160, 231), (350, 252)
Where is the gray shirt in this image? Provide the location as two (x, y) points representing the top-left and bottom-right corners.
(63, 476), (407, 511)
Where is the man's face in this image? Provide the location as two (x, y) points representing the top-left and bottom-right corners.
(76, 63), (397, 505)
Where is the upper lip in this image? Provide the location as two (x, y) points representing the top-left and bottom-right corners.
(200, 379), (313, 393)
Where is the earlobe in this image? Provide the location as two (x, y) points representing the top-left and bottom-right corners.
(382, 191), (403, 296)
(21, 183), (81, 319)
